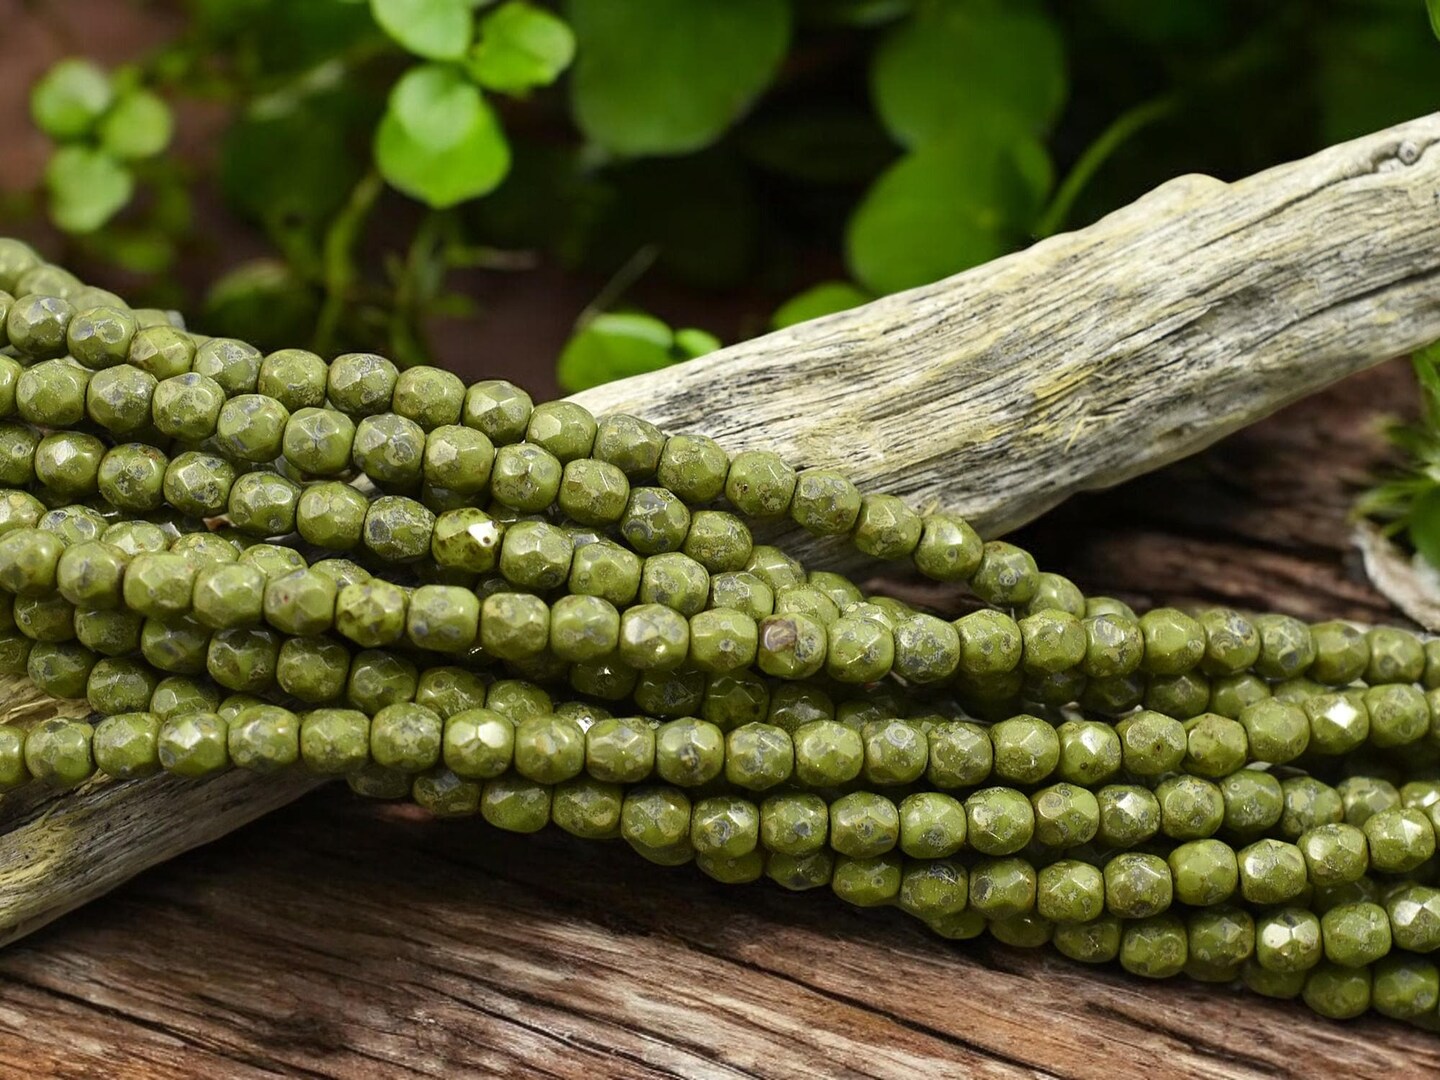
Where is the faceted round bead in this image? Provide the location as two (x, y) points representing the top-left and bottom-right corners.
(150, 677), (220, 720)
(479, 592), (548, 659)
(852, 494), (921, 560)
(824, 614), (893, 684)
(619, 487), (690, 556)
(452, 378), (530, 445)
(897, 859), (968, 920)
(1220, 769), (1285, 836)
(127, 324), (194, 379)
(654, 718), (724, 787)
(1387, 884), (1440, 952)
(1306, 620), (1369, 685)
(489, 443), (562, 513)
(521, 400), (593, 462)
(262, 569), (337, 637)
(1187, 906), (1255, 977)
(858, 719), (925, 786)
(155, 711), (228, 777)
(675, 513), (748, 577)
(95, 443), (164, 511)
(690, 795), (760, 858)
(1036, 860), (1106, 923)
(227, 472), (301, 537)
(829, 854), (903, 908)
(282, 407), (356, 476)
(1053, 916), (1122, 965)
(193, 562), (266, 630)
(1114, 709), (1185, 776)
(1208, 673), (1271, 718)
(24, 718), (94, 787)
(140, 616), (209, 675)
(718, 722), (789, 791)
(550, 459), (630, 528)
(1098, 787), (1161, 848)
(616, 604), (687, 671)
(258, 348), (328, 410)
(756, 613), (826, 679)
(686, 608), (757, 674)
(362, 496), (435, 562)
(1373, 955), (1440, 1021)
(581, 717), (653, 784)
(423, 425), (493, 494)
(327, 353), (397, 417)
(161, 452), (234, 518)
(965, 542), (1037, 607)
(216, 394), (290, 463)
(788, 470), (861, 536)
(513, 715), (586, 784)
(391, 366), (464, 430)
(955, 610), (1022, 675)
(412, 768), (482, 817)
(1018, 610), (1084, 675)
(767, 684), (831, 732)
(352, 413), (426, 488)
(891, 792), (965, 859)
(207, 628), (280, 693)
(122, 552), (197, 619)
(1138, 608), (1205, 675)
(1154, 774), (1224, 840)
(965, 787), (1034, 856)
(990, 715), (1059, 785)
(889, 613), (960, 685)
(552, 778), (624, 840)
(31, 431), (103, 498)
(1321, 901), (1391, 968)
(1366, 625), (1425, 684)
(411, 667), (486, 721)
(725, 450), (795, 518)
(1363, 808), (1435, 873)
(905, 513), (982, 581)
(276, 636), (350, 703)
(1298, 823), (1368, 886)
(591, 414), (664, 478)
(1168, 839), (1239, 907)
(701, 671), (769, 731)
(746, 545), (805, 592)
(566, 538), (640, 605)
(499, 521), (574, 590)
(84, 364), (155, 434)
(1031, 782), (1100, 849)
(652, 433), (726, 503)
(967, 857), (1036, 919)
(1337, 775), (1400, 828)
(828, 792), (899, 857)
(1079, 612), (1143, 678)
(227, 705), (298, 772)
(1237, 839), (1308, 905)
(757, 794), (827, 858)
(0, 423), (39, 488)
(87, 657), (159, 715)
(291, 483), (364, 551)
(775, 586), (838, 626)
(431, 508), (503, 573)
(1280, 775), (1344, 839)
(437, 708), (512, 780)
(92, 712), (161, 779)
(792, 719), (863, 787)
(369, 702), (442, 773)
(925, 722), (992, 788)
(37, 505), (105, 547)
(193, 338), (262, 395)
(7, 296), (74, 360)
(401, 584), (477, 654)
(1364, 683), (1429, 748)
(56, 540), (127, 610)
(1053, 719), (1121, 786)
(1104, 852), (1173, 918)
(1192, 607), (1260, 675)
(1238, 699), (1309, 763)
(1252, 907), (1324, 975)
(1303, 692), (1370, 756)
(1119, 915), (1188, 979)
(152, 372), (225, 440)
(546, 594), (620, 663)
(1182, 712), (1248, 778)
(620, 784), (692, 857)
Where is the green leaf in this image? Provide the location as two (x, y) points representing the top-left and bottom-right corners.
(567, 0), (791, 156)
(674, 328), (721, 358)
(30, 59), (114, 141)
(371, 0), (473, 60)
(871, 0), (1065, 148)
(1410, 487), (1440, 569)
(557, 312), (684, 392)
(1429, 0), (1440, 40)
(45, 147), (134, 234)
(772, 282), (872, 330)
(375, 65), (511, 207)
(846, 132), (1050, 295)
(469, 2), (575, 94)
(98, 89), (173, 160)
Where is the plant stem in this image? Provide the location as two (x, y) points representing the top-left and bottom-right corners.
(313, 170), (384, 356)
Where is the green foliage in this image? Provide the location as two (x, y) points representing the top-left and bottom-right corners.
(44, 147), (135, 235)
(557, 312), (718, 392)
(30, 59), (114, 141)
(567, 0), (791, 155)
(470, 2), (576, 93)
(1430, 0), (1440, 39)
(772, 283), (872, 330)
(370, 0), (473, 60)
(99, 89), (175, 161)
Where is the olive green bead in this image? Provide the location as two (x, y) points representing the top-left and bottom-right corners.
(262, 569), (337, 638)
(1338, 775), (1400, 828)
(790, 470), (862, 536)
(1299, 823), (1369, 886)
(724, 450), (794, 518)
(351, 412), (425, 489)
(476, 591), (546, 660)
(768, 684), (832, 732)
(34, 431), (105, 498)
(904, 513), (982, 583)
(10, 295), (76, 360)
(965, 787), (1034, 856)
(149, 677), (220, 720)
(1192, 607), (1259, 675)
(1253, 613), (1317, 679)
(828, 854), (901, 908)
(1156, 774), (1225, 840)
(1031, 782), (1100, 849)
(1036, 860), (1106, 923)
(1251, 908), (1324, 978)
(1050, 719), (1119, 786)
(653, 433), (727, 503)
(455, 380), (527, 444)
(55, 540), (127, 610)
(708, 571), (773, 620)
(361, 495), (434, 562)
(1387, 884), (1440, 952)
(479, 775), (552, 834)
(1187, 906), (1255, 975)
(408, 767), (480, 817)
(91, 711), (161, 779)
(192, 562), (265, 630)
(377, 365), (461, 431)
(274, 636), (349, 704)
(689, 794), (760, 858)
(280, 406), (355, 477)
(1016, 609), (1083, 675)
(421, 424), (494, 496)
(1080, 672), (1146, 714)
(124, 324), (192, 379)
(512, 714), (586, 785)
(0, 634), (31, 676)
(854, 718), (923, 786)
(755, 794), (827, 859)
(792, 719), (863, 787)
(967, 857), (1036, 919)
(212, 393), (288, 464)
(226, 472), (300, 537)
(828, 792), (899, 857)
(562, 539), (638, 607)
(1076, 612), (1143, 679)
(550, 459), (628, 528)
(851, 494), (921, 560)
(616, 604), (687, 671)
(1102, 851), (1172, 918)
(1320, 902), (1391, 968)
(619, 486), (690, 555)
(746, 545), (805, 592)
(428, 508), (502, 574)
(251, 348), (325, 411)
(190, 338), (260, 395)
(38, 505), (105, 547)
(1112, 709), (1183, 776)
(1365, 625), (1424, 685)
(1304, 692), (1370, 756)
(546, 594), (620, 663)
(548, 777), (623, 840)
(1363, 808), (1435, 873)
(435, 708), (510, 780)
(774, 586), (838, 627)
(1280, 775), (1345, 839)
(591, 414), (664, 478)
(0, 528), (63, 597)
(1137, 608), (1204, 675)
(700, 671), (768, 732)
(678, 608), (754, 675)
(24, 717), (94, 787)
(149, 372), (223, 440)
(890, 792), (964, 859)
(639, 552), (709, 616)
(954, 609), (1022, 676)
(896, 859), (967, 920)
(1235, 838), (1307, 905)
(0, 725), (28, 790)
(488, 442), (562, 514)
(320, 352), (394, 417)
(925, 721), (992, 788)
(989, 715), (1059, 785)
(716, 721), (788, 790)
(1237, 699), (1309, 764)
(755, 613), (826, 679)
(1168, 838), (1239, 907)
(522, 400), (593, 463)
(1145, 672), (1212, 719)
(1371, 955), (1440, 1021)
(0, 240), (40, 293)
(766, 850), (835, 891)
(222, 704), (297, 773)
(825, 614), (894, 684)
(633, 669), (705, 717)
(1304, 620), (1368, 686)
(206, 627), (280, 693)
(1053, 916), (1122, 965)
(885, 613), (958, 685)
(1220, 768), (1285, 836)
(159, 451), (233, 519)
(1182, 712), (1248, 778)
(118, 552), (193, 621)
(1118, 914), (1187, 979)
(620, 784), (692, 857)
(969, 541), (1039, 607)
(404, 584), (479, 654)
(87, 657), (159, 715)
(654, 717), (724, 787)
(138, 616), (209, 676)
(367, 702), (442, 773)
(0, 424), (39, 488)
(1364, 683), (1428, 749)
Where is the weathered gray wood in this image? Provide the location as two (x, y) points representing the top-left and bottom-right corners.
(5, 114), (1440, 962)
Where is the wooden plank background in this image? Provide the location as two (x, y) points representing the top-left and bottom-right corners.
(0, 360), (1436, 1078)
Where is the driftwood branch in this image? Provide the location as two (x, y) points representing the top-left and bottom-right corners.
(4, 114), (1440, 944)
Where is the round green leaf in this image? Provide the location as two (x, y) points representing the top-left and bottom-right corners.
(1430, 0), (1440, 41)
(557, 312), (679, 392)
(30, 59), (114, 141)
(371, 0), (473, 60)
(470, 2), (576, 94)
(567, 0), (791, 156)
(771, 282), (872, 330)
(98, 89), (174, 160)
(375, 66), (511, 207)
(674, 328), (721, 359)
(872, 0), (1065, 148)
(45, 147), (134, 234)
(846, 133), (1050, 295)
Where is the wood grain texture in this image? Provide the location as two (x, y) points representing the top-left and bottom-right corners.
(0, 361), (1433, 1078)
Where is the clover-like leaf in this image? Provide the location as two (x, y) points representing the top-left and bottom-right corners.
(30, 59), (114, 141)
(567, 0), (791, 156)
(470, 2), (576, 94)
(371, 0), (473, 60)
(99, 88), (174, 160)
(375, 64), (511, 207)
(557, 312), (701, 392)
(771, 282), (872, 330)
(872, 0), (1065, 148)
(45, 146), (134, 234)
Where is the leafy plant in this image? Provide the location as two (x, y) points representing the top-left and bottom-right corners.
(10, 0), (1440, 389)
